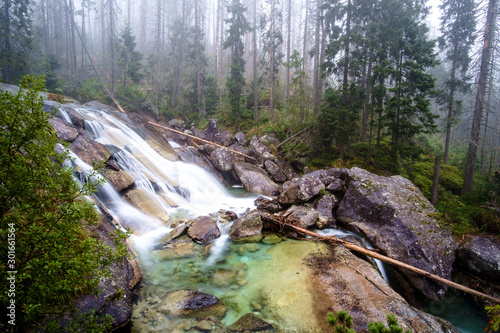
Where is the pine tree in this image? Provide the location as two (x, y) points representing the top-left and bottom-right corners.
(438, 0), (477, 164)
(118, 25), (143, 88)
(224, 0), (251, 125)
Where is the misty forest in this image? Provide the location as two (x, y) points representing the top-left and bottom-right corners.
(2, 0), (500, 331)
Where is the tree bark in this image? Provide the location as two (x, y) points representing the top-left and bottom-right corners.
(431, 156), (440, 205)
(253, 0), (258, 123)
(462, 0), (497, 195)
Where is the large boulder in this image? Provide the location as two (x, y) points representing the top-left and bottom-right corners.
(227, 313), (274, 332)
(206, 119), (222, 143)
(156, 290), (227, 318)
(248, 137), (270, 160)
(103, 168), (135, 192)
(210, 148), (235, 172)
(278, 175), (325, 205)
(70, 215), (142, 330)
(264, 159), (289, 183)
(187, 216), (221, 244)
(234, 162), (280, 196)
(70, 133), (111, 166)
(235, 132), (248, 146)
(59, 103), (86, 129)
(49, 117), (79, 142)
(336, 167), (456, 300)
(456, 236), (500, 280)
(284, 205), (319, 229)
(229, 211), (264, 243)
(309, 246), (459, 333)
(314, 194), (338, 229)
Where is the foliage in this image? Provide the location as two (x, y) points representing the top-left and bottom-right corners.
(115, 84), (148, 112)
(367, 314), (411, 333)
(0, 76), (127, 330)
(327, 310), (355, 333)
(75, 78), (109, 103)
(485, 304), (500, 333)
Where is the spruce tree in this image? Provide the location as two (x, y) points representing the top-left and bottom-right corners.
(224, 0), (251, 125)
(438, 0), (477, 164)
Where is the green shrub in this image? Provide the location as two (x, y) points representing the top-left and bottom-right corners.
(0, 76), (126, 330)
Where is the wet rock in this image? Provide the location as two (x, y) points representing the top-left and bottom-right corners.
(309, 246), (459, 333)
(234, 162), (280, 196)
(59, 104), (86, 129)
(337, 167), (456, 300)
(158, 224), (189, 245)
(212, 268), (237, 286)
(285, 205), (319, 229)
(70, 133), (111, 166)
(43, 100), (60, 113)
(123, 188), (169, 226)
(210, 148), (235, 172)
(261, 233), (283, 244)
(156, 290), (227, 319)
(227, 313), (274, 332)
(278, 175), (325, 205)
(153, 239), (196, 260)
(314, 194), (338, 229)
(191, 126), (208, 140)
(103, 168), (135, 192)
(176, 146), (225, 184)
(49, 117), (79, 142)
(229, 211), (264, 243)
(456, 236), (500, 280)
(188, 216), (221, 244)
(70, 215), (142, 330)
(221, 210), (238, 221)
(235, 132), (248, 146)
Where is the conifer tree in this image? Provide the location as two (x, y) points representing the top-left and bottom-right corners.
(439, 0), (477, 164)
(224, 0), (250, 124)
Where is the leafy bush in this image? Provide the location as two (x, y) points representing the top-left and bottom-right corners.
(0, 77), (126, 330)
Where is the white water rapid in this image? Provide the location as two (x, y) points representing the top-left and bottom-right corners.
(65, 105), (256, 250)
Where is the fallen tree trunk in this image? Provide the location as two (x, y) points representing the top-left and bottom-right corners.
(259, 212), (500, 304)
(147, 121), (257, 161)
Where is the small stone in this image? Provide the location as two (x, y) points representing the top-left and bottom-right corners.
(246, 243), (260, 252)
(251, 301), (262, 311)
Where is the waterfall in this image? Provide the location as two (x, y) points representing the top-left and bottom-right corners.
(65, 105), (256, 252)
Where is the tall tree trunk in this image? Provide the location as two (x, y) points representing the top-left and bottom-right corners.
(172, 0), (186, 109)
(283, 0), (292, 118)
(312, 0), (321, 117)
(462, 0), (497, 195)
(109, 0), (116, 92)
(81, 0), (86, 70)
(443, 57), (457, 164)
(253, 0), (258, 123)
(195, 0), (205, 119)
(269, 0), (275, 123)
(338, 0), (351, 160)
(361, 50), (373, 142)
(140, 0), (147, 52)
(300, 0), (309, 123)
